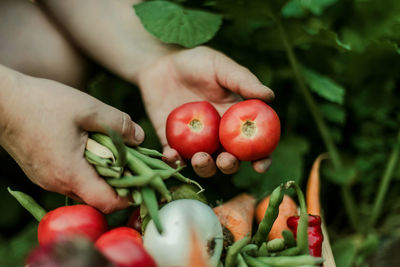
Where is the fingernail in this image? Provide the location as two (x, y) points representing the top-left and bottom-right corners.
(263, 158), (272, 171)
(134, 124), (144, 143)
(263, 86), (275, 101)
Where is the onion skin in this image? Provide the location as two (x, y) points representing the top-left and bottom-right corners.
(143, 199), (223, 267)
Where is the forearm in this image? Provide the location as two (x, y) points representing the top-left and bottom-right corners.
(40, 0), (176, 84)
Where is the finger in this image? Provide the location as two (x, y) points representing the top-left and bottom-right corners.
(216, 152), (240, 175)
(252, 157), (272, 173)
(215, 53), (275, 102)
(77, 99), (144, 146)
(65, 192), (84, 204)
(162, 147), (185, 168)
(72, 160), (130, 214)
(191, 152), (217, 178)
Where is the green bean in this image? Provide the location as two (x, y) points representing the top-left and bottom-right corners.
(225, 236), (251, 267)
(136, 146), (164, 157)
(258, 242), (269, 257)
(85, 150), (113, 167)
(266, 238), (285, 252)
(128, 147), (204, 192)
(282, 230), (296, 248)
(252, 185), (284, 246)
(141, 187), (163, 233)
(132, 190), (142, 204)
(91, 133), (118, 160)
(255, 255), (324, 266)
(95, 165), (123, 178)
(106, 174), (156, 187)
(243, 254), (273, 267)
(156, 165), (184, 180)
(149, 177), (172, 202)
(237, 253), (249, 267)
(126, 150), (171, 201)
(242, 244), (258, 256)
(116, 188), (130, 198)
(284, 181), (309, 255)
(104, 129), (127, 167)
(8, 188), (47, 222)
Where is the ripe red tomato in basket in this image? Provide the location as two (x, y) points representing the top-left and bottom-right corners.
(38, 204), (107, 246)
(219, 99), (280, 161)
(166, 101), (221, 159)
(95, 227), (155, 267)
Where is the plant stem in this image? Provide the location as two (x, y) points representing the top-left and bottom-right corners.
(368, 130), (400, 228)
(276, 19), (342, 169)
(275, 19), (363, 233)
(341, 185), (360, 231)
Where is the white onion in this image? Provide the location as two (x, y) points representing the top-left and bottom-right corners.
(143, 199), (223, 267)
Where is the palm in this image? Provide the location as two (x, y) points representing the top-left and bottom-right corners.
(137, 47), (274, 176)
(138, 47), (240, 148)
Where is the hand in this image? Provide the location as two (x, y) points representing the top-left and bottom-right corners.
(0, 70), (144, 213)
(137, 46), (275, 177)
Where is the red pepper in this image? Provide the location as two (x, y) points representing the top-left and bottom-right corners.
(287, 215), (323, 257)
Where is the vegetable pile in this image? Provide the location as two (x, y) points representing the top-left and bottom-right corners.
(8, 102), (332, 266)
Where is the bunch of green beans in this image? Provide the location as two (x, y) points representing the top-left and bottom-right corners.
(84, 132), (204, 234)
(222, 181), (322, 267)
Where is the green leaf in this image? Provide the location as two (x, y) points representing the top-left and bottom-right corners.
(233, 135), (309, 197)
(320, 103), (346, 125)
(134, 1), (222, 48)
(282, 0), (338, 18)
(332, 239), (357, 267)
(303, 68), (345, 104)
(322, 161), (357, 185)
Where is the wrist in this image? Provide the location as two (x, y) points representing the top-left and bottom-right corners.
(0, 65), (20, 144)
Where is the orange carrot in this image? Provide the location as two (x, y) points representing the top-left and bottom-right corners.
(213, 193), (255, 242)
(188, 227), (210, 267)
(255, 194), (298, 240)
(306, 153), (328, 216)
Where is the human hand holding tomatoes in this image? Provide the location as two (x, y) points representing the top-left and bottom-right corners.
(137, 46), (275, 177)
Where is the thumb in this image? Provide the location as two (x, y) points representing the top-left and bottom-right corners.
(78, 99), (144, 146)
(214, 53), (275, 102)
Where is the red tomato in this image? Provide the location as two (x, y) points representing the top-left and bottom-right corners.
(127, 208), (142, 234)
(95, 227), (155, 267)
(38, 205), (108, 246)
(166, 101), (221, 159)
(219, 99), (280, 161)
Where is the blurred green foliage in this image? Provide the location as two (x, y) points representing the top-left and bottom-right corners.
(1, 0), (400, 266)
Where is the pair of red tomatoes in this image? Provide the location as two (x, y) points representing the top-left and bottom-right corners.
(35, 205), (155, 267)
(166, 99), (281, 161)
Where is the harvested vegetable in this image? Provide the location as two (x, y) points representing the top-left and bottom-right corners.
(188, 227), (210, 267)
(143, 199), (223, 267)
(8, 188), (107, 246)
(255, 194), (298, 240)
(166, 101), (221, 159)
(306, 153), (328, 216)
(287, 215), (324, 257)
(86, 132), (204, 234)
(252, 185), (284, 246)
(213, 193), (255, 242)
(219, 99), (281, 161)
(95, 228), (156, 267)
(26, 237), (113, 267)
